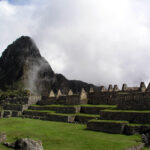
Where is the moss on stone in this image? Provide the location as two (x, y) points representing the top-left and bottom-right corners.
(88, 119), (129, 124)
(31, 104), (80, 108)
(76, 113), (99, 118)
(81, 104), (116, 108)
(101, 109), (150, 113)
(24, 110), (75, 116)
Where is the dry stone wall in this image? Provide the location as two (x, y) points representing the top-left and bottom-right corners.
(87, 121), (128, 134)
(88, 92), (120, 105)
(117, 92), (150, 110)
(100, 110), (150, 124)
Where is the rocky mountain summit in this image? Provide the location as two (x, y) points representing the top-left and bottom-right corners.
(0, 36), (97, 95)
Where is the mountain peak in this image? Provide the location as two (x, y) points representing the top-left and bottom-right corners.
(0, 36), (98, 95)
(0, 36), (54, 94)
(3, 36), (41, 59)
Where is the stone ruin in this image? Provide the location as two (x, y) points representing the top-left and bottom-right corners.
(80, 88), (88, 104)
(68, 89), (73, 96)
(1, 82), (150, 136)
(49, 90), (55, 97)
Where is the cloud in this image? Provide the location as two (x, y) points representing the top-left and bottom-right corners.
(0, 0), (150, 88)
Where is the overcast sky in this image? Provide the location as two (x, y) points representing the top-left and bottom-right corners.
(0, 0), (150, 88)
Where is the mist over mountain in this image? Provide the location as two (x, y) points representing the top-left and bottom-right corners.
(0, 36), (98, 95)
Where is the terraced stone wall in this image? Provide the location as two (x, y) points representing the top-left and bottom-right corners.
(88, 92), (121, 105)
(2, 97), (29, 105)
(39, 95), (81, 105)
(28, 95), (41, 105)
(117, 92), (150, 110)
(1, 96), (41, 105)
(87, 120), (128, 134)
(87, 90), (150, 108)
(100, 110), (150, 124)
(3, 104), (25, 111)
(37, 97), (57, 105)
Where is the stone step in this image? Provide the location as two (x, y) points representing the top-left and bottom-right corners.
(87, 120), (128, 134)
(100, 109), (150, 124)
(80, 105), (116, 114)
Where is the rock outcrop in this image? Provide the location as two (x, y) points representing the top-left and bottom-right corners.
(4, 138), (43, 150)
(0, 36), (98, 95)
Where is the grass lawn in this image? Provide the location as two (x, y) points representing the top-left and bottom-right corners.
(0, 118), (142, 150)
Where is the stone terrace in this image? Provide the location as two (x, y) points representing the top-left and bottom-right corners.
(87, 82), (150, 135)
(1, 82), (150, 135)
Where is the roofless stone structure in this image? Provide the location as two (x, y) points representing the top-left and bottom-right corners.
(100, 86), (107, 92)
(113, 85), (120, 91)
(108, 84), (113, 92)
(49, 90), (55, 97)
(140, 82), (146, 92)
(89, 87), (94, 93)
(146, 82), (150, 92)
(57, 89), (63, 98)
(68, 89), (73, 95)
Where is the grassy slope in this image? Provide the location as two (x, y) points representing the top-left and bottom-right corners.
(0, 118), (141, 150)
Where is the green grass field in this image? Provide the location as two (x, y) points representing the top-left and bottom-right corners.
(0, 118), (144, 150)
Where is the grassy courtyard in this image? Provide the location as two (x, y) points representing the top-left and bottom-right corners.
(0, 118), (143, 150)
